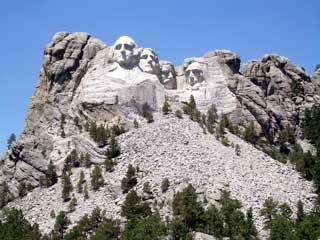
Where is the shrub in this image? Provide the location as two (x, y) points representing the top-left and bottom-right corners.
(61, 171), (73, 202)
(121, 164), (138, 193)
(141, 103), (154, 123)
(161, 178), (170, 193)
(45, 160), (58, 187)
(175, 109), (183, 119)
(162, 99), (171, 115)
(91, 165), (104, 191)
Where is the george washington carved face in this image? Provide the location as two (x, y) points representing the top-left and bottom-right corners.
(113, 36), (137, 68)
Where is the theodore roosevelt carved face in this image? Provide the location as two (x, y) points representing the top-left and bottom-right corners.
(160, 61), (176, 89)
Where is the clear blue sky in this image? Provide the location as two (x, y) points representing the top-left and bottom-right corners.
(0, 0), (319, 153)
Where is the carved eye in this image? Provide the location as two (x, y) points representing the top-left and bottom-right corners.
(124, 44), (133, 51)
(192, 70), (202, 75)
(115, 44), (122, 50)
(185, 71), (190, 77)
(141, 54), (148, 60)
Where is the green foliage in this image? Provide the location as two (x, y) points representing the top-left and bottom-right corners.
(90, 219), (120, 240)
(64, 149), (80, 173)
(84, 183), (89, 200)
(53, 211), (70, 239)
(219, 191), (246, 238)
(77, 170), (85, 193)
(104, 158), (116, 172)
(7, 133), (16, 149)
(206, 104), (218, 134)
(175, 109), (183, 119)
(278, 126), (296, 145)
(68, 195), (77, 213)
(106, 134), (120, 160)
(61, 171), (73, 202)
(162, 99), (171, 115)
(182, 95), (201, 122)
(260, 197), (279, 229)
(172, 184), (204, 230)
(169, 217), (189, 240)
(161, 178), (170, 193)
(204, 204), (224, 238)
(269, 214), (297, 240)
(141, 103), (154, 123)
(89, 122), (110, 147)
(290, 79), (304, 97)
(122, 214), (166, 240)
(0, 208), (43, 240)
(121, 190), (151, 222)
(83, 152), (91, 168)
(244, 121), (258, 144)
(91, 165), (104, 191)
(45, 160), (58, 187)
(121, 164), (138, 193)
(143, 182), (151, 194)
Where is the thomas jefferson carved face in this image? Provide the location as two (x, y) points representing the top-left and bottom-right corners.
(185, 62), (204, 86)
(113, 36), (137, 67)
(160, 61), (176, 89)
(139, 48), (159, 74)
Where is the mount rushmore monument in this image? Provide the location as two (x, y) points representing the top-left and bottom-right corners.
(1, 31), (319, 196)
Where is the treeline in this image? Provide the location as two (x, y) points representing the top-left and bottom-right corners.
(1, 184), (320, 240)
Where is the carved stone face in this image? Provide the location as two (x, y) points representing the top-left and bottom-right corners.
(139, 48), (159, 74)
(160, 61), (176, 89)
(185, 62), (204, 86)
(113, 36), (137, 67)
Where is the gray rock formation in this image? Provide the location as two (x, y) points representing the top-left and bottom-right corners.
(0, 32), (319, 225)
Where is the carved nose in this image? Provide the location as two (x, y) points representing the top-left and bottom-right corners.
(168, 72), (173, 78)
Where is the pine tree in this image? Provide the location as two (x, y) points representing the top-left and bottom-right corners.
(260, 197), (278, 229)
(61, 171), (73, 202)
(162, 99), (171, 115)
(84, 183), (89, 200)
(77, 170), (85, 193)
(121, 190), (151, 221)
(121, 164), (138, 193)
(84, 153), (91, 168)
(91, 165), (104, 191)
(244, 121), (258, 144)
(244, 208), (258, 240)
(68, 195), (77, 213)
(45, 160), (58, 187)
(206, 104), (218, 134)
(7, 133), (16, 149)
(296, 200), (305, 223)
(141, 103), (154, 123)
(106, 135), (120, 159)
(53, 211), (70, 239)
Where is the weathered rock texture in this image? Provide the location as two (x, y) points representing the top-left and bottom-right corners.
(5, 114), (316, 236)
(0, 32), (319, 238)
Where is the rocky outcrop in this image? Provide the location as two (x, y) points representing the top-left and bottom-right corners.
(5, 114), (315, 236)
(230, 54), (320, 141)
(0, 32), (319, 208)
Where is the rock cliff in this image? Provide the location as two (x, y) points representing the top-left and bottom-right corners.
(0, 32), (319, 237)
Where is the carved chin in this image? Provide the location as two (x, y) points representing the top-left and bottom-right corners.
(141, 65), (155, 73)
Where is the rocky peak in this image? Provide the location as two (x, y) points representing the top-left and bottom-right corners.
(1, 31), (319, 204)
